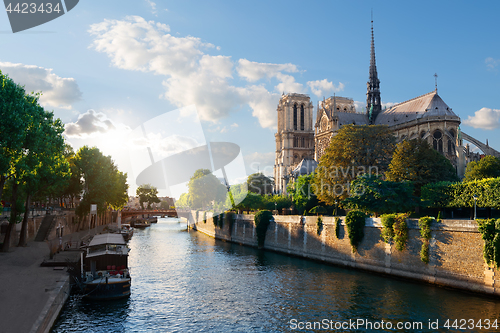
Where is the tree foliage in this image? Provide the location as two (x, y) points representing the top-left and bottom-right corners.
(74, 146), (128, 217)
(287, 173), (319, 213)
(136, 184), (161, 209)
(1, 71), (71, 250)
(386, 138), (458, 196)
(314, 124), (395, 205)
(247, 173), (274, 195)
(421, 178), (500, 209)
(342, 174), (416, 215)
(464, 156), (500, 182)
(188, 169), (226, 209)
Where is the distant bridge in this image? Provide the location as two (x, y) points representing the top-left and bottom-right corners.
(121, 209), (178, 219)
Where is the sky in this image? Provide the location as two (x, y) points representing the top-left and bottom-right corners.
(1, 0), (499, 199)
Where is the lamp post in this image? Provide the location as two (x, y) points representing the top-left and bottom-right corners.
(473, 195), (478, 220)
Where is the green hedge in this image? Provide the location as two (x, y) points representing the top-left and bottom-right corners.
(477, 218), (500, 268)
(346, 210), (367, 252)
(418, 217), (433, 263)
(380, 213), (408, 251)
(255, 210), (273, 247)
(422, 178), (500, 209)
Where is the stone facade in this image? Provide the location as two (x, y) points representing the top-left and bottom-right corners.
(273, 93), (315, 194)
(190, 212), (500, 297)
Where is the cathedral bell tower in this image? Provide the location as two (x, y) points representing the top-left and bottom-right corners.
(366, 18), (381, 124)
(273, 93), (315, 194)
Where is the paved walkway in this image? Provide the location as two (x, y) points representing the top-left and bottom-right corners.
(0, 226), (109, 333)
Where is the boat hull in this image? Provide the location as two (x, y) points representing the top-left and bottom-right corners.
(83, 278), (131, 300)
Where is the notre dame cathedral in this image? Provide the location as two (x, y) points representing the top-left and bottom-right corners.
(273, 21), (500, 194)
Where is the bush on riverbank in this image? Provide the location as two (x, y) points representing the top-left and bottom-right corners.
(418, 216), (434, 263)
(255, 210), (273, 248)
(381, 213), (409, 251)
(346, 210), (366, 252)
(477, 218), (500, 268)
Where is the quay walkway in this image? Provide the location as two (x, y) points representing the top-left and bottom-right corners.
(0, 226), (107, 333)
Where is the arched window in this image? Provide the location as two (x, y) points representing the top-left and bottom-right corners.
(301, 137), (305, 147)
(300, 104), (305, 130)
(421, 131), (426, 138)
(293, 104), (298, 130)
(433, 130), (443, 153)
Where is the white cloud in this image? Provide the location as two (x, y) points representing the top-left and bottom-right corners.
(307, 79), (344, 98)
(0, 61), (82, 109)
(237, 59), (298, 82)
(486, 57), (499, 71)
(145, 0), (157, 15)
(88, 16), (306, 129)
(463, 107), (500, 130)
(244, 152), (275, 177)
(65, 109), (130, 138)
(230, 123), (239, 128)
(132, 132), (200, 158)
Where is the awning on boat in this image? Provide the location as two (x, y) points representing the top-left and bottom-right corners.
(89, 233), (126, 247)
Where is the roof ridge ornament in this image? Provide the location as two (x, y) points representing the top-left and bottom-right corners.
(434, 73), (438, 93)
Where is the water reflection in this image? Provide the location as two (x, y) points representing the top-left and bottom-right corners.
(53, 218), (500, 332)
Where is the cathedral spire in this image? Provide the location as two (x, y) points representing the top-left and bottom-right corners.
(367, 15), (381, 124)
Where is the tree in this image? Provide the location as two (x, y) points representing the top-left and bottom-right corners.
(287, 174), (319, 213)
(314, 124), (396, 205)
(73, 146), (128, 218)
(464, 155), (500, 182)
(342, 174), (416, 215)
(175, 193), (191, 208)
(136, 184), (161, 209)
(0, 72), (70, 250)
(187, 169), (226, 209)
(247, 173), (274, 195)
(385, 138), (458, 196)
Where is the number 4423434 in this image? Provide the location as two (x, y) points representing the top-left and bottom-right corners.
(5, 2), (62, 14)
(444, 319), (498, 330)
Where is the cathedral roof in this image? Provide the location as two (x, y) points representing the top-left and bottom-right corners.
(292, 158), (317, 176)
(374, 90), (459, 126)
(338, 112), (369, 126)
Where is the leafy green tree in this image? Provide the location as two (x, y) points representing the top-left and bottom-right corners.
(287, 174), (319, 213)
(188, 169), (226, 209)
(342, 174), (416, 215)
(73, 146), (128, 218)
(386, 138), (458, 196)
(0, 71), (33, 203)
(247, 173), (274, 195)
(0, 72), (70, 250)
(314, 125), (395, 205)
(136, 184), (161, 209)
(263, 194), (293, 211)
(175, 193), (191, 208)
(464, 155), (500, 182)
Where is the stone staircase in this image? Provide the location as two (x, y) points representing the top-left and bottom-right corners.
(34, 215), (56, 242)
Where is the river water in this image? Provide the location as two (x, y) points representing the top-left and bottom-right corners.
(52, 218), (500, 332)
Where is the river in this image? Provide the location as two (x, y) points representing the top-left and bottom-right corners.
(52, 218), (500, 332)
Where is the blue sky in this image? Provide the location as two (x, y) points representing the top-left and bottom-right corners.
(1, 1), (499, 198)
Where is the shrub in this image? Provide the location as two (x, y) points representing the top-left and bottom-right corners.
(393, 214), (408, 252)
(381, 213), (408, 251)
(380, 214), (396, 243)
(418, 216), (433, 263)
(316, 216), (323, 235)
(203, 211), (207, 224)
(213, 214), (219, 227)
(345, 210), (367, 252)
(477, 218), (500, 267)
(224, 211), (235, 232)
(254, 210), (273, 248)
(335, 217), (341, 239)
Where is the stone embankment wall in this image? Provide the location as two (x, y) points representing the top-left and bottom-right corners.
(188, 212), (500, 297)
(0, 210), (114, 247)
